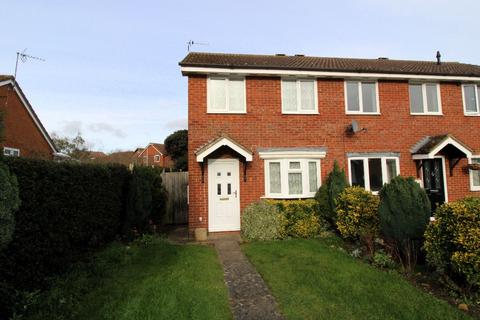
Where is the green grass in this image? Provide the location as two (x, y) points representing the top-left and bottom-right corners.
(27, 237), (231, 320)
(243, 238), (471, 320)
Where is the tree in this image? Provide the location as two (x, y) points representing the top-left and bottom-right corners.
(164, 129), (188, 171)
(51, 132), (89, 160)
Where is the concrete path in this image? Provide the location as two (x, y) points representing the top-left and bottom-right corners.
(213, 237), (284, 320)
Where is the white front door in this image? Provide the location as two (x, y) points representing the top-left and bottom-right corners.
(208, 159), (240, 232)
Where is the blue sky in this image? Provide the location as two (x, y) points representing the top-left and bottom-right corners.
(1, 0), (478, 152)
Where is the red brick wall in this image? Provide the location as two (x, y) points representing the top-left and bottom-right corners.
(137, 145), (174, 168)
(0, 84), (53, 159)
(188, 75), (480, 231)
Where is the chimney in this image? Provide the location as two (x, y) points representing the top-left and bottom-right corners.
(436, 51), (441, 65)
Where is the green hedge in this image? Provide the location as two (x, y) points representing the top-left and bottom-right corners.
(0, 158), (131, 317)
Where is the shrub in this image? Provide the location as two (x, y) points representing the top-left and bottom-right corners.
(124, 166), (166, 235)
(315, 161), (348, 227)
(268, 199), (325, 238)
(372, 250), (396, 269)
(424, 197), (480, 291)
(336, 186), (379, 255)
(0, 161), (20, 250)
(378, 176), (431, 271)
(0, 158), (130, 317)
(241, 201), (286, 241)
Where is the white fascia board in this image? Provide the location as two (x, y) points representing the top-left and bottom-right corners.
(196, 137), (253, 162)
(428, 137), (473, 158)
(259, 150), (326, 160)
(181, 66), (480, 82)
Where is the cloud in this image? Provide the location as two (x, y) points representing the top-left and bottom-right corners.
(88, 122), (126, 138)
(58, 120), (83, 136)
(164, 118), (187, 130)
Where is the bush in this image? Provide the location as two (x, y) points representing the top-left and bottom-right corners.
(124, 166), (166, 235)
(241, 201), (286, 241)
(336, 186), (379, 255)
(0, 158), (130, 317)
(378, 176), (431, 271)
(315, 161), (348, 226)
(424, 197), (480, 291)
(0, 161), (20, 250)
(268, 199), (325, 238)
(372, 250), (396, 269)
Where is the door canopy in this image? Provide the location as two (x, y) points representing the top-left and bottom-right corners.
(411, 134), (472, 160)
(195, 135), (253, 162)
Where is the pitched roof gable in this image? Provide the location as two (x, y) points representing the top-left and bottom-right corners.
(0, 76), (57, 153)
(180, 52), (480, 77)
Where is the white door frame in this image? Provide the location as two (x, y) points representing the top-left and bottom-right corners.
(208, 158), (241, 232)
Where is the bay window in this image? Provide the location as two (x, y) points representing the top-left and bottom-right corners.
(348, 155), (399, 193)
(265, 159), (321, 198)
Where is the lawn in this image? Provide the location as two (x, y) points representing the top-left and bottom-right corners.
(243, 238), (471, 320)
(26, 237), (231, 320)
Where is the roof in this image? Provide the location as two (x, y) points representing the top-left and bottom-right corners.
(411, 134), (472, 158)
(151, 143), (167, 154)
(195, 135), (253, 162)
(180, 52), (480, 77)
(0, 75), (57, 153)
(93, 151), (136, 166)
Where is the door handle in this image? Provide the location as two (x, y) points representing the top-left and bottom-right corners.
(234, 190), (238, 198)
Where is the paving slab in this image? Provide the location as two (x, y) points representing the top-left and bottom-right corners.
(213, 238), (284, 320)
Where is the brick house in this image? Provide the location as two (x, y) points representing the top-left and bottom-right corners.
(0, 75), (57, 159)
(135, 143), (174, 169)
(180, 52), (480, 234)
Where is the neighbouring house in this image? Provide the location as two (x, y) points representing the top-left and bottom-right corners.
(180, 51), (480, 234)
(0, 75), (57, 159)
(135, 143), (174, 169)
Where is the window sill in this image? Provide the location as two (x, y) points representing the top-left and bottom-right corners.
(410, 113), (443, 116)
(261, 194), (316, 199)
(206, 111), (247, 114)
(281, 111), (319, 115)
(464, 113), (480, 117)
(346, 112), (381, 116)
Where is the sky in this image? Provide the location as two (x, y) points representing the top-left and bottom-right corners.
(1, 0), (479, 152)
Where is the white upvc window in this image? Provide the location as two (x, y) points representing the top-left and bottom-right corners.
(409, 83), (442, 115)
(462, 84), (480, 116)
(265, 159), (321, 198)
(348, 156), (400, 194)
(469, 157), (480, 191)
(207, 76), (246, 113)
(154, 155), (160, 162)
(345, 80), (380, 114)
(281, 79), (318, 114)
(3, 147), (20, 157)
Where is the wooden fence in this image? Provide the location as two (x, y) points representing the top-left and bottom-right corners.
(161, 171), (188, 224)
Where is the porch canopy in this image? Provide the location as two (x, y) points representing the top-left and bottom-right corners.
(411, 134), (473, 176)
(195, 135), (253, 162)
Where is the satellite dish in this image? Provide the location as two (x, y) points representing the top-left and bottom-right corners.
(351, 120), (360, 133)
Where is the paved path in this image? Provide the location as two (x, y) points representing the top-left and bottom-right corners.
(213, 238), (284, 320)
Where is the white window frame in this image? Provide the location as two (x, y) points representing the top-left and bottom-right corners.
(207, 76), (246, 114)
(344, 80), (380, 115)
(154, 155), (160, 162)
(461, 84), (480, 116)
(281, 78), (319, 114)
(264, 158), (321, 199)
(348, 156), (400, 194)
(3, 147), (20, 157)
(409, 83), (443, 115)
(468, 156), (480, 191)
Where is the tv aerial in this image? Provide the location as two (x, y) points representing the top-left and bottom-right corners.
(14, 48), (46, 79)
(187, 40), (208, 52)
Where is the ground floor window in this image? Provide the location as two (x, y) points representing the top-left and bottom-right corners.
(348, 155), (399, 193)
(265, 159), (321, 198)
(3, 147), (20, 157)
(470, 157), (480, 191)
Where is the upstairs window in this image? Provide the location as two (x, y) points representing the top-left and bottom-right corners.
(281, 79), (318, 114)
(345, 81), (379, 114)
(409, 83), (442, 115)
(462, 84), (480, 115)
(207, 77), (246, 113)
(154, 155), (160, 162)
(3, 147), (20, 157)
(348, 156), (399, 193)
(265, 159), (320, 198)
